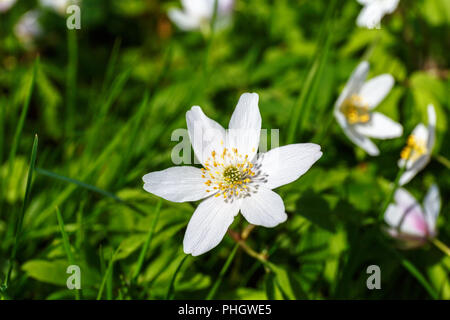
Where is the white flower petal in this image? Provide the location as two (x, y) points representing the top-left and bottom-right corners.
(260, 143), (322, 190)
(384, 189), (427, 237)
(394, 188), (417, 209)
(335, 61), (369, 111)
(0, 0), (17, 12)
(383, 0), (400, 13)
(168, 8), (201, 30)
(359, 74), (394, 109)
(357, 3), (384, 28)
(240, 187), (287, 227)
(411, 123), (429, 142)
(399, 156), (430, 186)
(183, 195), (240, 256)
(182, 0), (212, 18)
(423, 184), (440, 234)
(186, 106), (226, 165)
(353, 112), (402, 139)
(341, 125), (380, 156)
(227, 93), (261, 161)
(143, 166), (211, 202)
(426, 104), (436, 151)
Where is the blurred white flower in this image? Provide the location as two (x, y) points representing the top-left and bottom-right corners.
(14, 10), (43, 49)
(384, 184), (440, 248)
(168, 0), (234, 32)
(0, 0), (17, 13)
(39, 0), (79, 15)
(334, 61), (403, 156)
(143, 93), (322, 256)
(356, 0), (399, 29)
(398, 104), (436, 186)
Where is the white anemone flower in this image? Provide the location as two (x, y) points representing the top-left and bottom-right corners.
(14, 10), (43, 49)
(143, 93), (322, 256)
(356, 0), (400, 29)
(398, 104), (436, 186)
(168, 0), (234, 32)
(0, 0), (17, 13)
(384, 184), (440, 248)
(334, 61), (403, 156)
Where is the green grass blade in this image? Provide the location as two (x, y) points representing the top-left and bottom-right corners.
(2, 134), (38, 292)
(101, 38), (122, 95)
(7, 59), (38, 182)
(55, 207), (80, 300)
(286, 0), (336, 143)
(401, 259), (438, 299)
(206, 243), (239, 300)
(97, 246), (121, 300)
(166, 254), (189, 300)
(115, 92), (149, 187)
(66, 29), (78, 137)
(132, 199), (162, 283)
(35, 168), (147, 216)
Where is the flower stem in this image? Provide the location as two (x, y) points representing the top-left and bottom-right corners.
(241, 224), (256, 240)
(227, 229), (268, 265)
(430, 238), (450, 257)
(379, 165), (406, 222)
(434, 154), (450, 170)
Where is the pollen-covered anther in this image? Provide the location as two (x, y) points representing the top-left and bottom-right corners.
(200, 147), (262, 200)
(341, 94), (371, 125)
(400, 135), (427, 161)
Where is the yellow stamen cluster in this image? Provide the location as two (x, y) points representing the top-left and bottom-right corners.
(202, 147), (256, 200)
(400, 135), (427, 161)
(340, 94), (370, 125)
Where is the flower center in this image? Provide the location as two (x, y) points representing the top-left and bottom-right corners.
(400, 135), (427, 161)
(201, 147), (266, 201)
(223, 166), (243, 184)
(340, 94), (371, 125)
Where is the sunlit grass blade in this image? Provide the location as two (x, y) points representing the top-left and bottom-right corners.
(206, 243), (239, 300)
(33, 97), (151, 226)
(286, 0), (337, 144)
(2, 134), (38, 292)
(166, 254), (189, 300)
(401, 259), (438, 299)
(116, 92), (149, 187)
(7, 58), (38, 184)
(101, 38), (122, 95)
(97, 246), (121, 300)
(132, 199), (162, 284)
(55, 207), (80, 300)
(35, 168), (147, 216)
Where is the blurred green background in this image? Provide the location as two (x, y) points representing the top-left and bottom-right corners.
(0, 0), (449, 299)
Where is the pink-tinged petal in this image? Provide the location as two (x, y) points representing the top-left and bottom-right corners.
(143, 166), (212, 202)
(183, 195), (240, 256)
(384, 188), (428, 238)
(240, 187), (287, 227)
(259, 143), (322, 190)
(0, 0), (16, 12)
